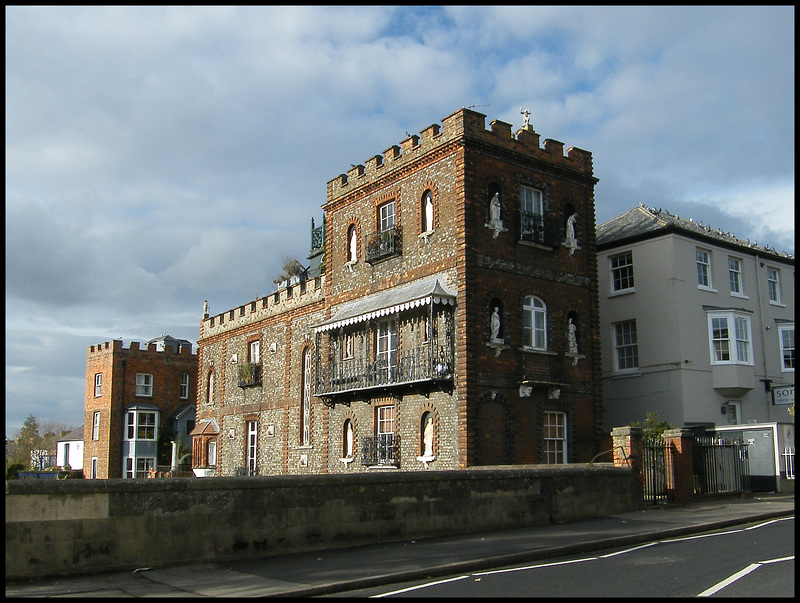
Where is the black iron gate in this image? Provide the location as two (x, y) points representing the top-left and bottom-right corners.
(643, 437), (668, 504)
(692, 436), (750, 495)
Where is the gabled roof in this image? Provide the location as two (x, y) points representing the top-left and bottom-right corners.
(597, 204), (794, 262)
(58, 426), (84, 442)
(190, 418), (219, 436)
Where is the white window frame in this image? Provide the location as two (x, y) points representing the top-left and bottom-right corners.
(135, 373), (153, 397)
(543, 411), (567, 464)
(125, 457), (155, 479)
(90, 457), (98, 479)
(377, 319), (398, 381)
(92, 411), (100, 440)
(613, 320), (639, 373)
(379, 201), (396, 232)
(725, 401), (742, 425)
(246, 420), (258, 475)
(523, 295), (547, 350)
(520, 185), (544, 243)
(696, 248), (714, 290)
(767, 267), (782, 304)
(301, 348), (312, 445)
(125, 410), (158, 441)
(728, 257), (745, 297)
(180, 372), (190, 399)
(609, 251), (635, 294)
(94, 373), (102, 397)
(207, 440), (217, 466)
(249, 339), (260, 365)
(779, 324), (795, 372)
(708, 312), (754, 365)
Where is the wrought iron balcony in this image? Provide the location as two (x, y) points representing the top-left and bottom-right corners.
(238, 363), (262, 388)
(365, 226), (401, 264)
(315, 344), (453, 398)
(361, 434), (400, 467)
(520, 212), (559, 247)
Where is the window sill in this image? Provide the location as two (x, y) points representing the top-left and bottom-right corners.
(518, 240), (554, 251)
(698, 286), (718, 293)
(608, 288), (635, 298)
(769, 301), (786, 308)
(612, 370), (641, 379)
(519, 346), (556, 356)
(730, 293), (749, 300)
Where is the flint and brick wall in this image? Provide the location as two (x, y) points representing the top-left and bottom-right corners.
(6, 464), (634, 581)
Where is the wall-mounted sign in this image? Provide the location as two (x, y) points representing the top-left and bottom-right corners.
(772, 385), (795, 406)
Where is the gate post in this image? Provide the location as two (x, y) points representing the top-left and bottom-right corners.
(663, 428), (695, 505)
(611, 426), (644, 505)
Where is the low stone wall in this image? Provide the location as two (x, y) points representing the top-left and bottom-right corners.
(6, 464), (634, 581)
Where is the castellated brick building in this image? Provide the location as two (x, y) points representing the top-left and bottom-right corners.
(192, 107), (603, 477)
(84, 336), (198, 479)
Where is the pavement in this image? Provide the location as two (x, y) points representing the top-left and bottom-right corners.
(5, 491), (794, 598)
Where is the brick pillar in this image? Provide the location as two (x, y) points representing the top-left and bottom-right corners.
(662, 429), (695, 505)
(611, 426), (644, 504)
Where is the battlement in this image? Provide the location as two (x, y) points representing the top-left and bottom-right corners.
(200, 274), (326, 339)
(87, 339), (196, 356)
(327, 107), (594, 202)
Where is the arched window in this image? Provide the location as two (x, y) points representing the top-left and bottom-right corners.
(421, 190), (434, 233)
(523, 296), (547, 350)
(347, 224), (357, 263)
(301, 348), (312, 445)
(207, 371), (215, 405)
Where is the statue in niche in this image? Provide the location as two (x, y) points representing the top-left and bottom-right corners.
(568, 318), (578, 354)
(424, 193), (434, 232)
(348, 227), (357, 262)
(423, 416), (434, 457)
(490, 307), (501, 341)
(345, 421), (353, 458)
(489, 193), (501, 224)
(566, 213), (578, 244)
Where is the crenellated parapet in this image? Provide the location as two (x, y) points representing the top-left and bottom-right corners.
(200, 274), (326, 339)
(87, 339), (196, 356)
(327, 107), (594, 202)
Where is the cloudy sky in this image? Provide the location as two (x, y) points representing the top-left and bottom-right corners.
(5, 6), (794, 436)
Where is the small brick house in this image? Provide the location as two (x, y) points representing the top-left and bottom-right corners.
(193, 107), (604, 476)
(84, 335), (198, 478)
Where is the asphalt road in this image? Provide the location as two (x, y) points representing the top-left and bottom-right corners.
(327, 517), (795, 598)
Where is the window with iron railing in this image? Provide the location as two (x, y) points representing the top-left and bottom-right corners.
(366, 226), (401, 264)
(361, 434), (400, 467)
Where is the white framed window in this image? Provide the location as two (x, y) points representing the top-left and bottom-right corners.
(543, 411), (567, 464)
(779, 324), (795, 372)
(94, 373), (102, 397)
(377, 405), (396, 463)
(613, 320), (639, 372)
(180, 373), (190, 399)
(379, 201), (396, 232)
(610, 251), (635, 293)
(767, 268), (782, 304)
(207, 440), (217, 466)
(377, 319), (398, 381)
(125, 410), (158, 441)
(249, 339), (260, 364)
(725, 401), (741, 425)
(125, 457), (155, 479)
(135, 373), (153, 397)
(520, 185), (544, 243)
(301, 347), (312, 445)
(708, 312), (753, 365)
(92, 411), (100, 440)
(728, 257), (744, 296)
(90, 457), (98, 479)
(696, 248), (713, 289)
(523, 295), (547, 350)
(246, 421), (258, 475)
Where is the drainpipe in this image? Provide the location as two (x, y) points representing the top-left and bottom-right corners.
(753, 255), (771, 410)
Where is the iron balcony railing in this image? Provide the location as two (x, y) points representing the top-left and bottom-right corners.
(361, 434), (400, 467)
(365, 226), (401, 264)
(316, 343), (453, 397)
(238, 363), (262, 388)
(520, 211), (560, 247)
